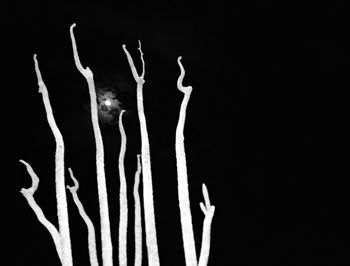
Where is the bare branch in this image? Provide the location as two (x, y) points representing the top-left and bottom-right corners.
(133, 155), (142, 266)
(33, 54), (73, 266)
(70, 23), (113, 266)
(123, 42), (160, 266)
(177, 56), (193, 94)
(118, 110), (128, 266)
(69, 23), (88, 75)
(19, 160), (63, 264)
(122, 44), (145, 85)
(67, 168), (99, 266)
(198, 183), (215, 266)
(175, 56), (197, 266)
(137, 40), (145, 79)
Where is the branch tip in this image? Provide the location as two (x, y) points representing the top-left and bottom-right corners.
(202, 183), (211, 207)
(67, 168), (79, 191)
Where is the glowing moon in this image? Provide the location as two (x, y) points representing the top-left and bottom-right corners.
(104, 99), (112, 106)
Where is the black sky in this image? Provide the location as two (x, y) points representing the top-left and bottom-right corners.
(9, 1), (350, 265)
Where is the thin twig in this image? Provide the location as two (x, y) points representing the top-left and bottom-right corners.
(67, 168), (99, 266)
(118, 110), (128, 266)
(198, 184), (215, 266)
(133, 155), (142, 266)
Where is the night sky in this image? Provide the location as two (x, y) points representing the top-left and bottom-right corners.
(10, 1), (350, 265)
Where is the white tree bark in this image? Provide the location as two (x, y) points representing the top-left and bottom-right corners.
(70, 23), (113, 266)
(123, 42), (160, 266)
(118, 110), (128, 266)
(67, 168), (99, 266)
(175, 56), (198, 266)
(133, 155), (142, 266)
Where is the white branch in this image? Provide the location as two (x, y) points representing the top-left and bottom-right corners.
(118, 110), (128, 266)
(123, 43), (160, 266)
(33, 54), (73, 266)
(70, 23), (113, 266)
(19, 159), (63, 264)
(175, 56), (197, 266)
(133, 155), (142, 266)
(198, 184), (215, 266)
(69, 23), (88, 75)
(67, 168), (99, 266)
(24, 25), (217, 266)
(122, 42), (145, 84)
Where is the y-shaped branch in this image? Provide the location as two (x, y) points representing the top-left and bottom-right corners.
(198, 184), (215, 266)
(70, 23), (113, 266)
(123, 42), (160, 266)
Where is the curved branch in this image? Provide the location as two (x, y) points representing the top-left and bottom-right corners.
(70, 23), (113, 266)
(67, 168), (99, 266)
(69, 23), (87, 75)
(175, 56), (197, 266)
(177, 56), (193, 94)
(19, 159), (62, 263)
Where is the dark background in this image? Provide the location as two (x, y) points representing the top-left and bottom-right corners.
(8, 0), (350, 265)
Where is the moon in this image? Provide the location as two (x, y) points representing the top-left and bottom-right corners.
(104, 99), (112, 106)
